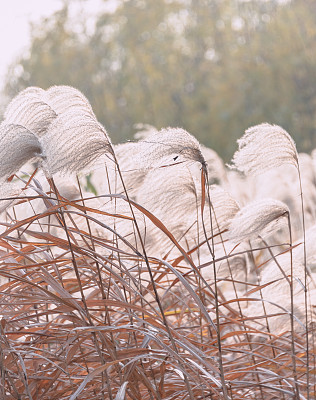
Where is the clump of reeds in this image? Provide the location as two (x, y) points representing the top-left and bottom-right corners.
(0, 87), (314, 400)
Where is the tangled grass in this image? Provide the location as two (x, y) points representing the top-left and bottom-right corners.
(0, 87), (315, 399)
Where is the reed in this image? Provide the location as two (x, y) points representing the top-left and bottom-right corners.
(0, 87), (314, 399)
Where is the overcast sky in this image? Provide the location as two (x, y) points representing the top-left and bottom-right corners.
(0, 1), (64, 81)
(0, 0), (115, 84)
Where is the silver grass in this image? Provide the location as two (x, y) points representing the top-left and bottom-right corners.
(41, 112), (112, 176)
(133, 123), (158, 140)
(43, 85), (96, 117)
(134, 127), (205, 169)
(112, 141), (148, 195)
(245, 258), (315, 334)
(90, 127), (205, 197)
(226, 170), (254, 206)
(208, 185), (240, 233)
(228, 198), (289, 242)
(230, 123), (298, 176)
(263, 223), (316, 275)
(253, 155), (316, 237)
(136, 163), (198, 223)
(99, 197), (148, 248)
(4, 85), (96, 139)
(0, 124), (42, 179)
(201, 241), (248, 278)
(311, 148), (316, 176)
(298, 153), (315, 183)
(200, 145), (228, 186)
(252, 167), (300, 237)
(0, 181), (23, 214)
(4, 87), (57, 136)
(134, 163), (199, 255)
(134, 166), (239, 257)
(86, 141), (143, 197)
(297, 153), (316, 223)
(49, 191), (107, 247)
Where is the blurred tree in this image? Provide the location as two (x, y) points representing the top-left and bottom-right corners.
(4, 0), (316, 159)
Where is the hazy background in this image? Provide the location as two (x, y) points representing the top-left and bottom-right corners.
(1, 0), (315, 160)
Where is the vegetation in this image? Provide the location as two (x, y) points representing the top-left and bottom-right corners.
(4, 0), (316, 160)
(0, 85), (314, 399)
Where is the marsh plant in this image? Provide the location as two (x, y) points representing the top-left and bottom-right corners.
(0, 86), (315, 399)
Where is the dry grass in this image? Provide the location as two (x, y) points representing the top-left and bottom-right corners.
(0, 87), (315, 399)
(0, 170), (314, 400)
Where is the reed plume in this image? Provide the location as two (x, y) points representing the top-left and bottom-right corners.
(228, 198), (289, 242)
(245, 258), (315, 334)
(90, 127), (205, 197)
(134, 127), (205, 169)
(0, 124), (42, 180)
(133, 123), (158, 140)
(0, 181), (23, 215)
(43, 85), (96, 117)
(200, 145), (227, 185)
(208, 185), (240, 234)
(41, 112), (113, 176)
(230, 123), (298, 176)
(4, 87), (57, 136)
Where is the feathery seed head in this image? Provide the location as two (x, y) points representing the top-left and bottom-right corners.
(4, 87), (57, 136)
(230, 123), (298, 176)
(0, 180), (23, 213)
(41, 112), (113, 176)
(228, 198), (289, 242)
(201, 145), (227, 185)
(43, 85), (95, 117)
(0, 124), (42, 179)
(209, 185), (240, 232)
(133, 123), (158, 140)
(135, 127), (205, 169)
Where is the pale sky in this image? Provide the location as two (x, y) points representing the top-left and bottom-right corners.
(0, 1), (63, 82)
(0, 0), (114, 84)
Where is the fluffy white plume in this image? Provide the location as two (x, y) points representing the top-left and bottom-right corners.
(245, 259), (315, 334)
(134, 165), (239, 256)
(259, 223), (316, 276)
(297, 153), (316, 223)
(133, 163), (200, 255)
(209, 185), (240, 234)
(4, 85), (96, 140)
(90, 127), (205, 197)
(228, 198), (289, 242)
(133, 127), (205, 169)
(133, 123), (158, 140)
(225, 170), (254, 206)
(200, 241), (251, 296)
(0, 181), (24, 214)
(230, 123), (298, 176)
(43, 85), (95, 117)
(0, 124), (42, 179)
(3, 85), (113, 176)
(4, 87), (57, 136)
(41, 112), (113, 176)
(200, 145), (228, 186)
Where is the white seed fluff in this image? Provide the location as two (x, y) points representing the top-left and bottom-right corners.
(230, 123), (298, 176)
(41, 112), (112, 175)
(228, 198), (289, 242)
(0, 124), (42, 179)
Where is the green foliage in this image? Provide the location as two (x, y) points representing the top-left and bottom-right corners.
(4, 0), (316, 159)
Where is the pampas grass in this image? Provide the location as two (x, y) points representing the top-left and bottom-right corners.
(41, 112), (113, 176)
(0, 123), (42, 179)
(0, 87), (314, 399)
(134, 127), (205, 169)
(228, 198), (289, 242)
(230, 123), (298, 175)
(3, 87), (57, 136)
